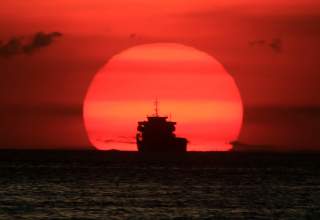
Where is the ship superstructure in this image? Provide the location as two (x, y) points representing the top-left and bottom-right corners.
(136, 100), (188, 153)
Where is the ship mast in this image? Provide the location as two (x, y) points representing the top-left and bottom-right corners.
(154, 98), (159, 116)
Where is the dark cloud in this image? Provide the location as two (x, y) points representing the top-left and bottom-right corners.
(269, 38), (282, 53)
(23, 32), (62, 54)
(0, 32), (62, 58)
(249, 38), (282, 53)
(0, 37), (23, 58)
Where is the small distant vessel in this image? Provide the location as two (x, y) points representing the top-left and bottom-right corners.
(136, 100), (188, 153)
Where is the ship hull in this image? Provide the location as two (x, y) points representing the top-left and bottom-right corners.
(137, 138), (187, 153)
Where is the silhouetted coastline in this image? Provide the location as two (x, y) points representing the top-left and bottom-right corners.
(0, 148), (319, 167)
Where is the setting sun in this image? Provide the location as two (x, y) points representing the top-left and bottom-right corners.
(84, 43), (243, 151)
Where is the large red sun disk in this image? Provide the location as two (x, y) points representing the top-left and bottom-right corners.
(84, 43), (243, 151)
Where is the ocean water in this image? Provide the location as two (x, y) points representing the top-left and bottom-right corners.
(0, 151), (319, 220)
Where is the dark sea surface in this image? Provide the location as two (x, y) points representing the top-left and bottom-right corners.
(0, 150), (319, 220)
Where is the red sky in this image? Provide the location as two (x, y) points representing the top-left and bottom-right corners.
(1, 0), (320, 150)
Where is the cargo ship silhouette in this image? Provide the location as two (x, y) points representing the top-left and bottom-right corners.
(136, 100), (188, 153)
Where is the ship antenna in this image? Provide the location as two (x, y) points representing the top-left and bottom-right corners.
(154, 98), (159, 116)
